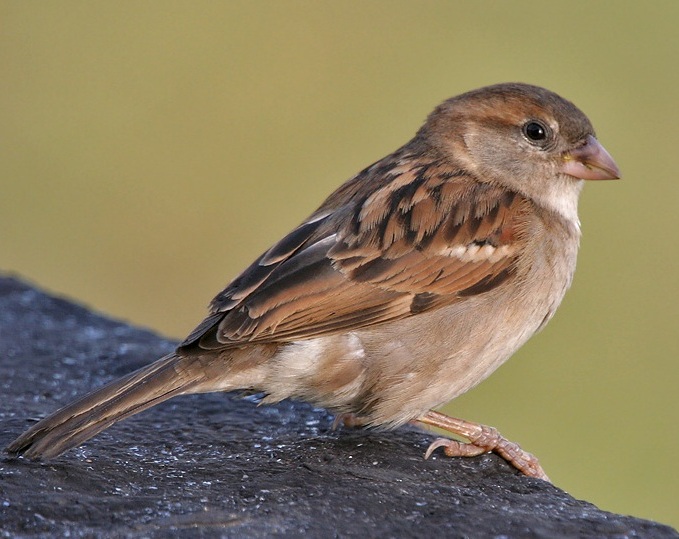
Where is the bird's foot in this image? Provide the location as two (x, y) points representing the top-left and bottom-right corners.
(417, 410), (550, 482)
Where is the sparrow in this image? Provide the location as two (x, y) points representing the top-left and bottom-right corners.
(6, 83), (620, 480)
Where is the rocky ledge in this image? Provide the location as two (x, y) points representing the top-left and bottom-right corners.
(0, 275), (677, 538)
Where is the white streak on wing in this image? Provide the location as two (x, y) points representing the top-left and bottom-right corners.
(309, 233), (337, 250)
(305, 210), (334, 224)
(440, 243), (513, 262)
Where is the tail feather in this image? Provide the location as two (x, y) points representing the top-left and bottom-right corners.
(6, 353), (204, 459)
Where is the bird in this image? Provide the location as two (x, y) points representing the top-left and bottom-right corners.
(6, 83), (620, 480)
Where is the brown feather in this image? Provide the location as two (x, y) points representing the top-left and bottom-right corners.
(181, 156), (530, 351)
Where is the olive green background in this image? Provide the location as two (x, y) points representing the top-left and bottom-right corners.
(2, 1), (677, 530)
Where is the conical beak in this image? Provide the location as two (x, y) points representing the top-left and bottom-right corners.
(561, 135), (621, 180)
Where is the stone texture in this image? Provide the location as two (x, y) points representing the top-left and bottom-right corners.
(1, 275), (677, 538)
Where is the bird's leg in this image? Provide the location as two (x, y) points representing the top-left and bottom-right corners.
(331, 412), (369, 430)
(416, 410), (550, 481)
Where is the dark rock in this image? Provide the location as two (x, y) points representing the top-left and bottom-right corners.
(1, 275), (677, 538)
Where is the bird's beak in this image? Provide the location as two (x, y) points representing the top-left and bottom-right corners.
(561, 135), (621, 180)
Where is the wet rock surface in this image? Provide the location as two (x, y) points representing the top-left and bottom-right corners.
(1, 275), (677, 538)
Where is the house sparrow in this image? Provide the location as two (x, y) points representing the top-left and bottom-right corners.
(6, 83), (619, 480)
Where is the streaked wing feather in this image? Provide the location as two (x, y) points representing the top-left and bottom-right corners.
(179, 154), (531, 351)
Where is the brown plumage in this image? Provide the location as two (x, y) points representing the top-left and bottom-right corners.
(6, 83), (620, 479)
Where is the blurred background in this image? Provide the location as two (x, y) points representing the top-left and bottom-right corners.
(2, 1), (677, 529)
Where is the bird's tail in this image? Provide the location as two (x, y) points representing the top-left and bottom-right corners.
(6, 353), (205, 459)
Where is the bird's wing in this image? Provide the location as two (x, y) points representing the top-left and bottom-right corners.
(180, 159), (532, 350)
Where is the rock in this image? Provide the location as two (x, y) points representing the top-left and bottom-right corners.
(1, 275), (677, 538)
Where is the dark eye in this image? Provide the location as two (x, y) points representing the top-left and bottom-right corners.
(522, 121), (549, 143)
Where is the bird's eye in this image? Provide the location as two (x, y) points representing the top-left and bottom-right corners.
(522, 121), (549, 144)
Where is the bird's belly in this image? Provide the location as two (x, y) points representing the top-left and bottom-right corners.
(350, 278), (568, 426)
(257, 260), (572, 428)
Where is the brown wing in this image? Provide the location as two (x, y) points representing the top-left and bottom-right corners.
(180, 157), (532, 351)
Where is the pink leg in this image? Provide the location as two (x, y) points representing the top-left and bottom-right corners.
(417, 410), (549, 481)
(332, 412), (369, 430)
